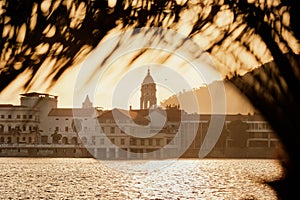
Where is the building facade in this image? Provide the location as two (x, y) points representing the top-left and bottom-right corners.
(44, 95), (98, 145)
(0, 69), (283, 158)
(0, 104), (40, 144)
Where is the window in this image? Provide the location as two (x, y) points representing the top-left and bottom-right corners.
(8, 115), (11, 119)
(110, 127), (115, 134)
(22, 125), (26, 131)
(156, 139), (161, 146)
(62, 137), (68, 144)
(1, 115), (4, 119)
(17, 115), (20, 119)
(65, 118), (69, 120)
(65, 126), (69, 132)
(130, 138), (137, 145)
(71, 137), (78, 145)
(110, 138), (115, 144)
(121, 138), (125, 145)
(141, 139), (145, 145)
(23, 115), (27, 119)
(148, 139), (153, 146)
(8, 126), (11, 131)
(29, 115), (33, 119)
(55, 127), (59, 131)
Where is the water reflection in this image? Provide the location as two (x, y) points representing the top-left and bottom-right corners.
(0, 158), (282, 199)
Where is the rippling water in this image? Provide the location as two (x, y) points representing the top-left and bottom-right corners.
(0, 158), (283, 199)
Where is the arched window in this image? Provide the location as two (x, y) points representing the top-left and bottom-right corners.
(62, 137), (68, 144)
(71, 137), (78, 144)
(0, 124), (4, 133)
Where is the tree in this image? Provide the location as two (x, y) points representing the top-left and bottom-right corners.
(1, 0), (300, 198)
(0, 0), (186, 91)
(51, 130), (62, 144)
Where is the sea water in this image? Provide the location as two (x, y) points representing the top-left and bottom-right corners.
(0, 158), (283, 199)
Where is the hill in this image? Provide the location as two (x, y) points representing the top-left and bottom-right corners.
(160, 80), (256, 114)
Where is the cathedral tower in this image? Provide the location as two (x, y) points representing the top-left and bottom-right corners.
(140, 68), (157, 109)
(82, 95), (93, 109)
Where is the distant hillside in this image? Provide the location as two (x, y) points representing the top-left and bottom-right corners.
(160, 80), (256, 114)
(161, 54), (300, 114)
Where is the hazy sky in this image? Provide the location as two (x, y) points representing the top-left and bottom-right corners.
(0, 28), (223, 112)
(1, 0), (297, 114)
(0, 3), (276, 111)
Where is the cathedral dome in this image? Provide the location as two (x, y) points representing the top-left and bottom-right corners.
(142, 68), (154, 85)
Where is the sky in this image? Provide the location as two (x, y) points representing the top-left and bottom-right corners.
(0, 28), (224, 113)
(0, 2), (279, 112)
(1, 0), (298, 114)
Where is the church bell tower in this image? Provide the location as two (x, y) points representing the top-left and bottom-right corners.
(140, 68), (157, 109)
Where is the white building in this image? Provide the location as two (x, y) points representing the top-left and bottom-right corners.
(0, 92), (56, 144)
(0, 103), (39, 144)
(44, 95), (99, 145)
(0, 69), (282, 159)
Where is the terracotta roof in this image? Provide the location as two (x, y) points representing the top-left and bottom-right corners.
(98, 108), (182, 123)
(97, 108), (267, 123)
(48, 108), (95, 117)
(195, 113), (266, 122)
(98, 109), (149, 125)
